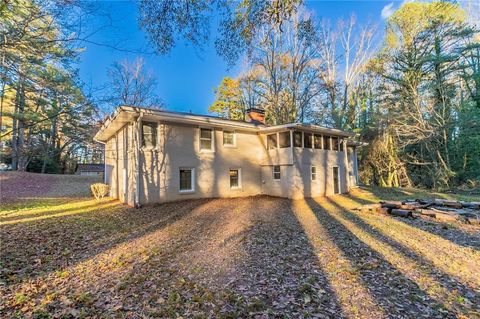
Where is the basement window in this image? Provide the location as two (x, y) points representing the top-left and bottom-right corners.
(230, 169), (241, 189)
(141, 122), (157, 148)
(273, 165), (281, 180)
(179, 168), (195, 192)
(311, 166), (317, 180)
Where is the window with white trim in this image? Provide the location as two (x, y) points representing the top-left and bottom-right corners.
(311, 166), (317, 180)
(223, 130), (235, 146)
(273, 165), (281, 180)
(142, 122), (157, 148)
(179, 168), (195, 192)
(229, 169), (241, 189)
(200, 128), (213, 151)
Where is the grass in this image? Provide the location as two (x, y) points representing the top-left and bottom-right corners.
(0, 186), (479, 318)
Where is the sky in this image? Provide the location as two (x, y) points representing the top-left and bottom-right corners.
(79, 0), (405, 115)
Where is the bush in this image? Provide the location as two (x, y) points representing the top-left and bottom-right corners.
(90, 183), (110, 200)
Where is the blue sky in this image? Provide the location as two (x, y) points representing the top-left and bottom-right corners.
(79, 1), (401, 115)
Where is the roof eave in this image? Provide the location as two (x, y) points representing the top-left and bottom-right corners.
(259, 123), (354, 138)
(93, 106), (262, 142)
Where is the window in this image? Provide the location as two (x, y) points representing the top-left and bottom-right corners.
(279, 131), (291, 148)
(332, 137), (339, 151)
(142, 122), (157, 148)
(323, 135), (331, 150)
(304, 133), (313, 148)
(314, 134), (322, 149)
(267, 133), (277, 149)
(200, 128), (213, 151)
(273, 165), (281, 180)
(339, 139), (344, 151)
(229, 169), (241, 189)
(179, 168), (195, 192)
(311, 166), (317, 180)
(223, 130), (235, 146)
(293, 131), (303, 147)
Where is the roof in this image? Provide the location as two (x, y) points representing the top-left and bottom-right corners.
(94, 106), (355, 142)
(76, 164), (104, 172)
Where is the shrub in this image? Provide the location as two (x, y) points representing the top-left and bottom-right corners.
(90, 183), (110, 200)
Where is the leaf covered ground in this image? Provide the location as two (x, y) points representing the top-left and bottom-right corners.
(1, 184), (480, 318)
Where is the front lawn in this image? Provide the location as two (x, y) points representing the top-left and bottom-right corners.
(1, 187), (479, 318)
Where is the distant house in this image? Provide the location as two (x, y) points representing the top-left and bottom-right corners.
(94, 106), (360, 206)
(75, 163), (104, 177)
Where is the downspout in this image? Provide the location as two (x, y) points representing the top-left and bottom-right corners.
(343, 139), (350, 192)
(135, 114), (143, 208)
(93, 136), (107, 184)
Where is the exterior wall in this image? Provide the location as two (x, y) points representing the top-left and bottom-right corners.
(104, 124), (136, 206)
(291, 147), (347, 198)
(105, 136), (118, 198)
(105, 120), (359, 204)
(260, 148), (348, 199)
(261, 165), (295, 198)
(138, 122), (265, 203)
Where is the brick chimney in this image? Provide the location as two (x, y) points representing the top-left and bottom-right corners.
(245, 108), (266, 125)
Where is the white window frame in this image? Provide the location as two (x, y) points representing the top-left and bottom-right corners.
(229, 168), (242, 189)
(199, 127), (214, 152)
(273, 165), (281, 180)
(179, 168), (195, 193)
(311, 166), (317, 181)
(141, 121), (158, 149)
(223, 130), (236, 148)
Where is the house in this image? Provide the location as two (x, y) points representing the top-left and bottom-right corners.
(94, 106), (360, 206)
(75, 163), (104, 177)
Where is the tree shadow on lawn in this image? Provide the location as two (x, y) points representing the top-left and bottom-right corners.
(0, 198), (210, 287)
(223, 197), (346, 318)
(348, 192), (480, 252)
(324, 196), (480, 315)
(103, 196), (347, 318)
(303, 197), (453, 317)
(7, 196), (348, 318)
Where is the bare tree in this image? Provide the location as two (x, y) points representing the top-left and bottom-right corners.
(247, 9), (321, 125)
(107, 57), (163, 111)
(314, 16), (376, 129)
